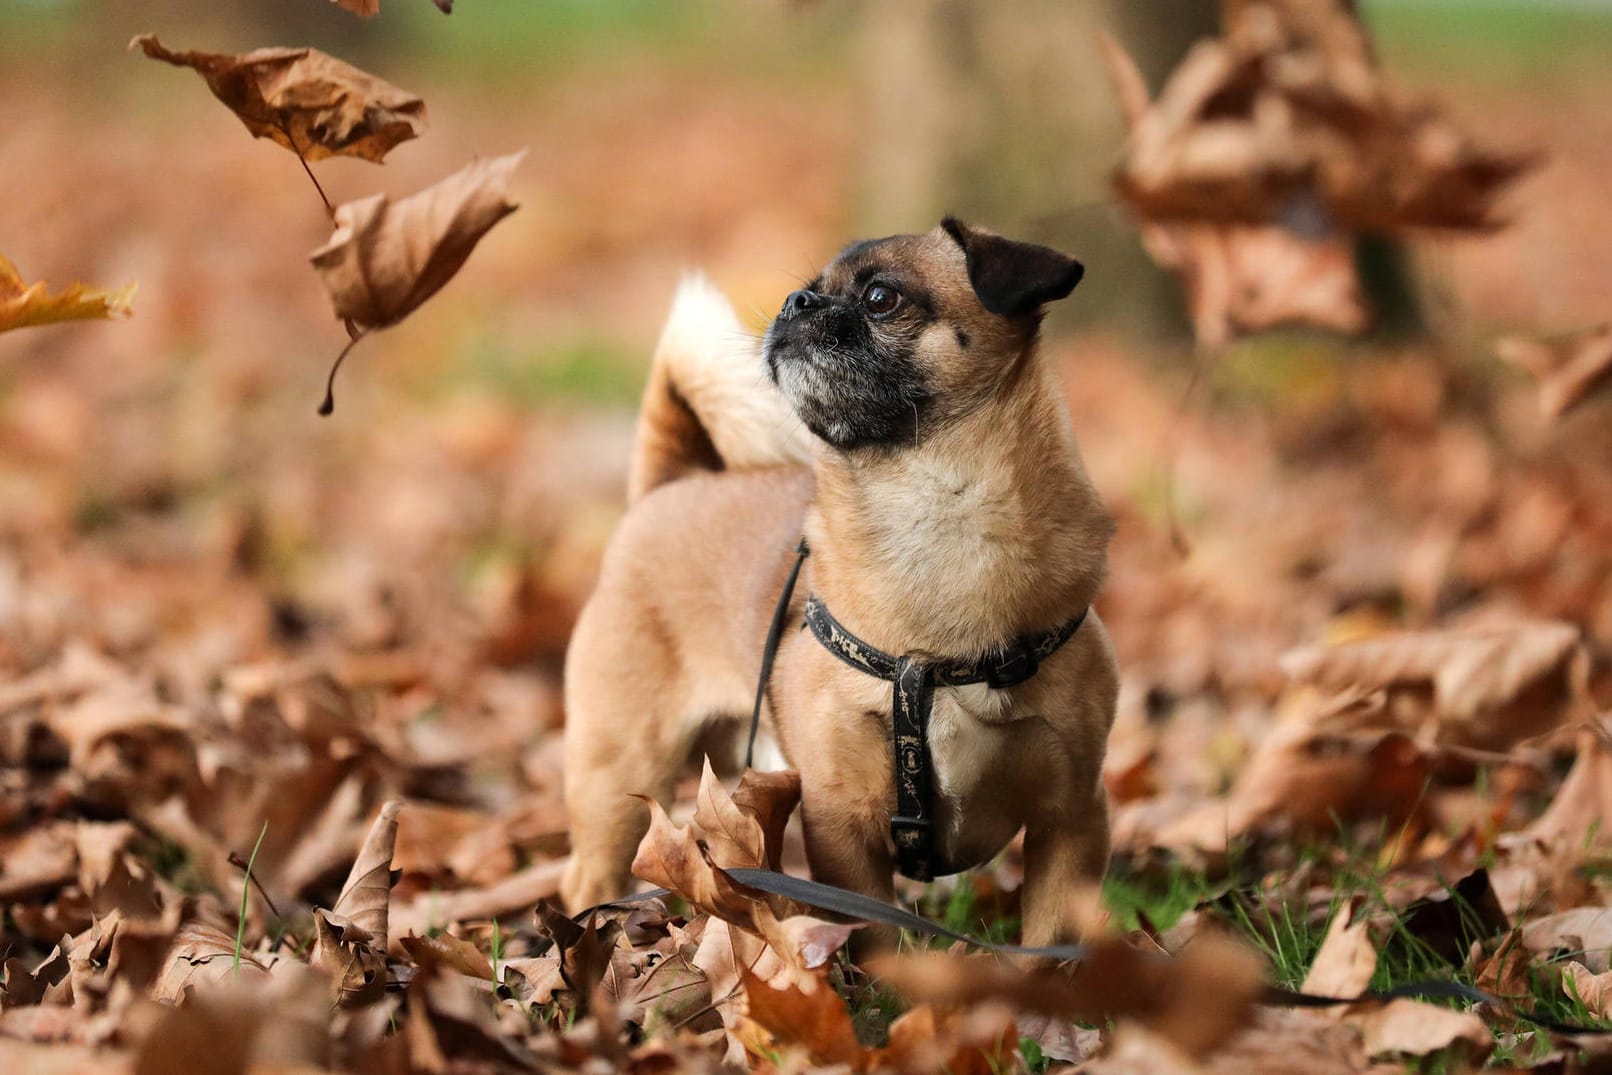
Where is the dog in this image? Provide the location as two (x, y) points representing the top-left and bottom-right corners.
(561, 219), (1117, 948)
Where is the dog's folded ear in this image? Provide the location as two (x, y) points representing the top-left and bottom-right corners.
(941, 217), (1085, 318)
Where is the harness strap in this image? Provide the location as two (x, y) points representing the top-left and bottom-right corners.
(801, 593), (1089, 881)
(744, 539), (811, 770)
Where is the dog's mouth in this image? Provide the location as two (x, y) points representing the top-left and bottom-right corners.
(763, 312), (931, 452)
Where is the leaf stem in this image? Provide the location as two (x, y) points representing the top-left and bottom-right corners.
(319, 329), (369, 416)
(234, 820), (269, 976)
(279, 118), (336, 221)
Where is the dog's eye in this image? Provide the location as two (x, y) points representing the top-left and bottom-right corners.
(861, 283), (902, 317)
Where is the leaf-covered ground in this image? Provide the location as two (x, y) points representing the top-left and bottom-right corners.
(4, 3), (1612, 1073)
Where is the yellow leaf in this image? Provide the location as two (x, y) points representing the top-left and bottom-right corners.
(0, 253), (134, 334)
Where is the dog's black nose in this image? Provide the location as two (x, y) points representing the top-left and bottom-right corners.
(782, 288), (824, 317)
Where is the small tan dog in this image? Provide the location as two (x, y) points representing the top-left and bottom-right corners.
(561, 219), (1117, 948)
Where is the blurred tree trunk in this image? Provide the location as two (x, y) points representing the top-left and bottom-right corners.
(857, 0), (1219, 336)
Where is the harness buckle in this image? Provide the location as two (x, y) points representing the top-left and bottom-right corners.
(889, 815), (934, 881)
(985, 641), (1038, 689)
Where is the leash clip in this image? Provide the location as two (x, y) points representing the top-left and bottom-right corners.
(985, 640), (1038, 689)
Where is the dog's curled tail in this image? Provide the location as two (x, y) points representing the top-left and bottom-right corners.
(628, 274), (810, 503)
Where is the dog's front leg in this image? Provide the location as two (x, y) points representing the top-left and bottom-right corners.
(1019, 783), (1110, 950)
(799, 777), (901, 953)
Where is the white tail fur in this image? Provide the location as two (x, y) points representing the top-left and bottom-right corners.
(628, 275), (810, 502)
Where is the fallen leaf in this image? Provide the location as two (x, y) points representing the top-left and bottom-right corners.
(0, 253), (134, 335)
(1280, 621), (1586, 752)
(1521, 907), (1612, 974)
(1345, 997), (1492, 1060)
(1564, 961), (1612, 1019)
(150, 920), (270, 1004)
(399, 932), (493, 980)
(308, 150), (524, 331)
(1496, 325), (1612, 419)
(1301, 898), (1378, 1000)
(736, 962), (862, 1067)
(331, 798), (401, 948)
(873, 932), (1264, 1058)
(131, 35), (426, 164)
(1528, 724), (1612, 851)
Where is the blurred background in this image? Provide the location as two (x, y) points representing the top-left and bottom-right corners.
(3, 0), (1612, 889)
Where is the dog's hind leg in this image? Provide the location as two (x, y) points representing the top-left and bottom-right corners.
(560, 604), (694, 912)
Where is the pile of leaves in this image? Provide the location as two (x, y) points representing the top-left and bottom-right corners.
(5, 1), (1612, 1073)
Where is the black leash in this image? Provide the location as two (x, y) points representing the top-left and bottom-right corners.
(744, 539), (812, 770)
(802, 595), (1088, 881)
(574, 866), (1612, 1036)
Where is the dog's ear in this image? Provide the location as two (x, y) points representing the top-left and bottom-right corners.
(941, 217), (1085, 318)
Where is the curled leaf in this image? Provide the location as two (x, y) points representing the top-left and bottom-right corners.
(332, 799), (401, 949)
(309, 151), (524, 330)
(132, 35), (426, 164)
(0, 253), (134, 334)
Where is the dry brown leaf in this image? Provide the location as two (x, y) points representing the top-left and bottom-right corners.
(1280, 621), (1586, 752)
(1564, 961), (1612, 1019)
(399, 932), (493, 980)
(0, 253), (134, 334)
(131, 35), (425, 164)
(1496, 325), (1612, 419)
(736, 961), (862, 1068)
(150, 920), (270, 1004)
(308, 150), (524, 331)
(1140, 222), (1368, 350)
(1301, 898), (1379, 1001)
(331, 798), (401, 948)
(1521, 907), (1612, 974)
(1106, 2), (1534, 232)
(873, 1003), (1021, 1075)
(389, 858), (566, 947)
(1345, 997), (1492, 1061)
(1217, 723), (1430, 840)
(873, 932), (1264, 1058)
(310, 909), (387, 1007)
(1099, 33), (1366, 348)
(1529, 725), (1612, 851)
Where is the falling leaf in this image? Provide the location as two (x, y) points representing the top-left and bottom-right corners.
(1141, 222), (1368, 349)
(1099, 32), (1367, 348)
(131, 35), (426, 164)
(308, 151), (524, 331)
(0, 253), (134, 335)
(1105, 3), (1534, 232)
(1301, 899), (1379, 1000)
(1496, 325), (1612, 419)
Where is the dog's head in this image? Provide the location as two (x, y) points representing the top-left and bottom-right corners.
(763, 218), (1083, 451)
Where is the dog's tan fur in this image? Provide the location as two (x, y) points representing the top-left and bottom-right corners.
(562, 222), (1118, 947)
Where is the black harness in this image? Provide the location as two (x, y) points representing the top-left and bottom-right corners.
(746, 540), (1088, 881)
